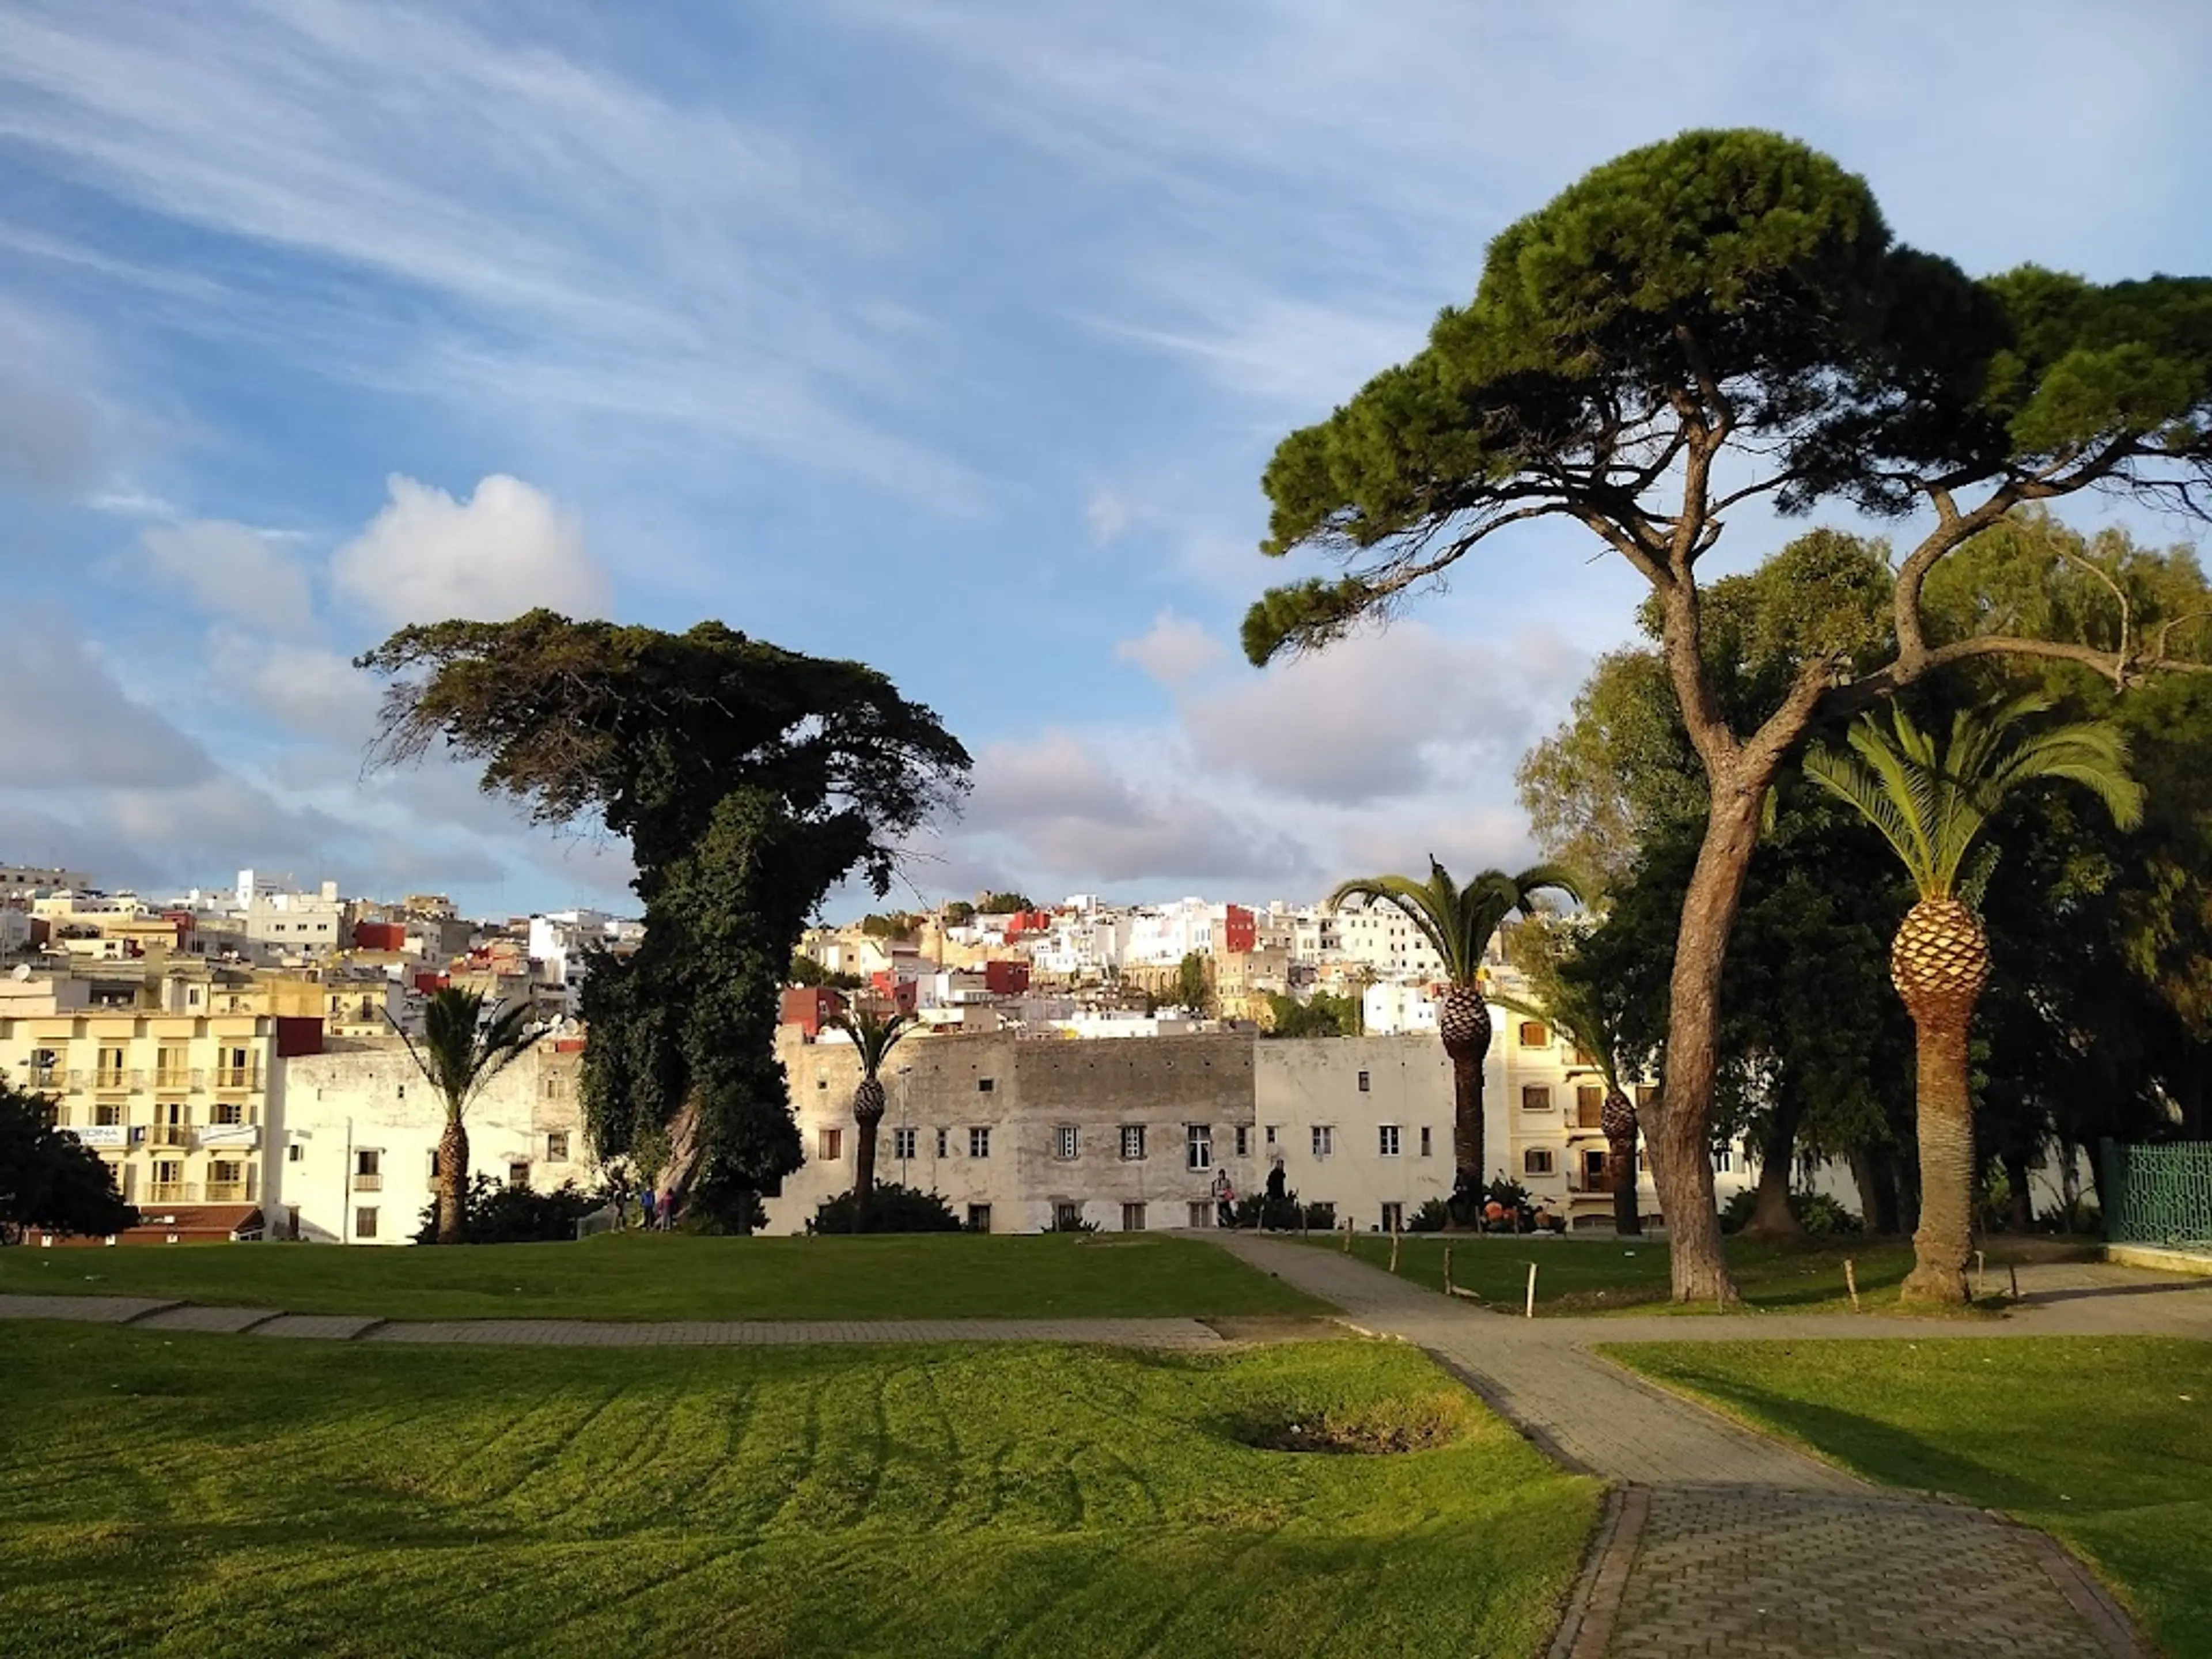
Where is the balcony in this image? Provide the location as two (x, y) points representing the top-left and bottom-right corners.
(149, 1124), (194, 1149)
(353, 1173), (384, 1192)
(203, 1179), (255, 1203)
(94, 1070), (141, 1096)
(213, 1067), (262, 1094)
(153, 1071), (191, 1093)
(147, 1181), (200, 1205)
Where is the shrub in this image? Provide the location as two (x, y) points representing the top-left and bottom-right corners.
(1047, 1210), (1100, 1234)
(806, 1183), (961, 1234)
(1301, 1201), (1336, 1232)
(1406, 1198), (1452, 1234)
(414, 1175), (603, 1244)
(1719, 1188), (1864, 1236)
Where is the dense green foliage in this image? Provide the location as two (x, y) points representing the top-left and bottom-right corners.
(787, 953), (863, 991)
(978, 891), (1035, 915)
(1264, 990), (1362, 1037)
(806, 1183), (961, 1235)
(359, 612), (970, 1225)
(1612, 1338), (2212, 1658)
(1174, 951), (1213, 1017)
(0, 1328), (1597, 1659)
(0, 1232), (1328, 1321)
(0, 1081), (137, 1244)
(411, 1175), (603, 1245)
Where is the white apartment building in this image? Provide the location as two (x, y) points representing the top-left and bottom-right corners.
(1122, 898), (1224, 965)
(271, 1041), (590, 1244)
(1332, 908), (1447, 980)
(1363, 981), (1441, 1036)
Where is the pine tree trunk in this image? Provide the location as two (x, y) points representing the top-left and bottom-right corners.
(1446, 1044), (1484, 1223)
(436, 1116), (469, 1245)
(1902, 1013), (1976, 1304)
(1650, 786), (1764, 1303)
(1741, 1095), (1808, 1241)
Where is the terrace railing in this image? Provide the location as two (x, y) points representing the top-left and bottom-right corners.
(2101, 1139), (2212, 1252)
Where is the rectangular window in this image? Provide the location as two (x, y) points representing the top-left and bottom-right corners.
(1121, 1202), (1147, 1232)
(817, 1128), (843, 1161)
(965, 1203), (992, 1232)
(1576, 1084), (1605, 1128)
(1378, 1124), (1400, 1157)
(1521, 1085), (1552, 1112)
(94, 1102), (123, 1127)
(1187, 1201), (1211, 1229)
(1524, 1147), (1556, 1176)
(1419, 1126), (1433, 1157)
(892, 1126), (917, 1160)
(1311, 1125), (1334, 1158)
(976, 1078), (994, 1093)
(1185, 1123), (1212, 1171)
(1119, 1124), (1146, 1161)
(1584, 1149), (1608, 1187)
(1715, 1147), (1733, 1172)
(353, 1149), (381, 1191)
(1054, 1201), (1082, 1230)
(1357, 1069), (1370, 1093)
(355, 1207), (378, 1239)
(969, 1126), (990, 1158)
(1380, 1201), (1403, 1234)
(1518, 1021), (1550, 1047)
(211, 1101), (244, 1126)
(1054, 1124), (1079, 1161)
(507, 1161), (530, 1188)
(1234, 1125), (1250, 1157)
(935, 1127), (949, 1158)
(1264, 1124), (1277, 1146)
(547, 1131), (570, 1162)
(287, 1143), (304, 1164)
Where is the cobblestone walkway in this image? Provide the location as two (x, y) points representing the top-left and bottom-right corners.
(0, 1293), (1224, 1350)
(1209, 1235), (2162, 1659)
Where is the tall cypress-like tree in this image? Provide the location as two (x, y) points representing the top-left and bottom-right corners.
(1246, 130), (2212, 1301)
(359, 612), (969, 1226)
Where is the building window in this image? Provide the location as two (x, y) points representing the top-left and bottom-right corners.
(353, 1149), (382, 1190)
(977, 1078), (994, 1093)
(1577, 1085), (1605, 1128)
(1187, 1201), (1211, 1229)
(1053, 1201), (1082, 1229)
(1055, 1124), (1079, 1161)
(287, 1143), (304, 1164)
(969, 1126), (990, 1158)
(547, 1131), (570, 1162)
(1518, 1021), (1550, 1047)
(94, 1103), (123, 1127)
(1357, 1069), (1370, 1092)
(1419, 1126), (1433, 1157)
(817, 1128), (843, 1161)
(1121, 1202), (1147, 1232)
(1524, 1147), (1556, 1176)
(1185, 1124), (1212, 1171)
(935, 1127), (949, 1158)
(1264, 1124), (1277, 1146)
(1378, 1124), (1400, 1158)
(1380, 1201), (1403, 1233)
(1715, 1147), (1733, 1172)
(1234, 1125), (1250, 1157)
(892, 1126), (917, 1160)
(1584, 1148), (1609, 1187)
(507, 1161), (530, 1187)
(1311, 1125), (1334, 1158)
(1119, 1124), (1146, 1161)
(1522, 1085), (1552, 1112)
(211, 1101), (244, 1126)
(966, 1203), (992, 1232)
(355, 1207), (379, 1240)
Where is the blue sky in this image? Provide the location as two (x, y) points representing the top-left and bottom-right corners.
(2, 0), (2209, 919)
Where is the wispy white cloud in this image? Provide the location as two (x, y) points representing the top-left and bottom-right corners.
(143, 521), (319, 636)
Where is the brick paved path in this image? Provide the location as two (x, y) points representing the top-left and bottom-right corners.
(1209, 1234), (2160, 1659)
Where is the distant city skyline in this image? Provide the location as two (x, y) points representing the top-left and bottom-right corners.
(3, 2), (2207, 917)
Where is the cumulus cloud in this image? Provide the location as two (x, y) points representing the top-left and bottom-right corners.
(143, 521), (318, 635)
(330, 474), (607, 628)
(1114, 610), (1226, 687)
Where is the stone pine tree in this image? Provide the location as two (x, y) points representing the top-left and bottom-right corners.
(1804, 695), (2142, 1302)
(1328, 859), (1581, 1221)
(824, 1003), (913, 1229)
(359, 612), (969, 1228)
(1245, 128), (2212, 1301)
(390, 987), (543, 1245)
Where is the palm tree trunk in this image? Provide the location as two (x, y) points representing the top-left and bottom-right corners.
(1741, 1095), (1808, 1241)
(854, 1112), (882, 1232)
(436, 1116), (469, 1245)
(1445, 1044), (1484, 1223)
(1902, 1012), (1975, 1304)
(1611, 1120), (1642, 1236)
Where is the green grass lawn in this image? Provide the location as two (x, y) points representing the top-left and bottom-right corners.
(0, 1324), (1599, 1659)
(1301, 1233), (2081, 1315)
(1606, 1337), (2212, 1659)
(0, 1232), (1330, 1322)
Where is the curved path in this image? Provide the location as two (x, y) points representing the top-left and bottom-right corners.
(1207, 1234), (2194, 1659)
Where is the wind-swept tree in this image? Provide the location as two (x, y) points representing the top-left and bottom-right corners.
(392, 987), (543, 1245)
(359, 612), (969, 1228)
(1247, 129), (2211, 1300)
(1804, 695), (2143, 1302)
(1329, 860), (1582, 1219)
(824, 1004), (914, 1227)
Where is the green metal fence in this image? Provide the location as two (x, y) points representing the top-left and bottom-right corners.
(2101, 1140), (2212, 1251)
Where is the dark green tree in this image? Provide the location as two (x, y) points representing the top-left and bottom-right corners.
(1248, 130), (2212, 1300)
(1173, 952), (1214, 1018)
(0, 1082), (138, 1244)
(359, 611), (969, 1227)
(978, 892), (1035, 915)
(1264, 990), (1362, 1038)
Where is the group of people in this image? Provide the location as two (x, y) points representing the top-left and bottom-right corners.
(612, 1185), (681, 1232)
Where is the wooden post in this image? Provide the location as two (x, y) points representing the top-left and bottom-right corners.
(1443, 1245), (1455, 1298)
(1524, 1260), (1539, 1319)
(1843, 1256), (1861, 1313)
(1975, 1249), (1987, 1300)
(2009, 1262), (2021, 1300)
(1343, 1217), (1353, 1254)
(1388, 1216), (1402, 1275)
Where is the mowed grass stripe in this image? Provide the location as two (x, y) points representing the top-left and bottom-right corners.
(0, 1325), (1595, 1659)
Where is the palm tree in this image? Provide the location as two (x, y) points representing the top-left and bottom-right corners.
(824, 1003), (915, 1228)
(1329, 859), (1584, 1222)
(1494, 979), (1642, 1236)
(391, 987), (545, 1245)
(1804, 695), (2141, 1304)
